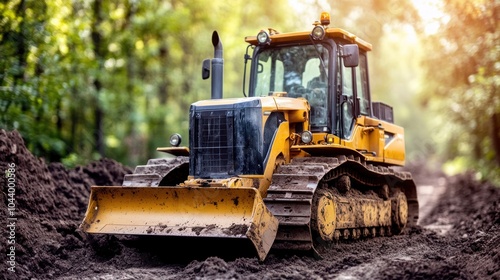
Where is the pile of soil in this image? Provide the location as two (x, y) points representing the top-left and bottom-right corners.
(1, 128), (499, 279)
(0, 130), (132, 279)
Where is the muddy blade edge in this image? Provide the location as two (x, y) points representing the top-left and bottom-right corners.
(80, 186), (279, 261)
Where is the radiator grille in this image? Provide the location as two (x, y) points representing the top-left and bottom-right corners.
(195, 110), (234, 176)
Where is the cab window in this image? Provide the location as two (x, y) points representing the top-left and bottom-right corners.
(254, 45), (329, 129)
(357, 53), (370, 116)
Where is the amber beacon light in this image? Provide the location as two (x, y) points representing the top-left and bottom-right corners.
(320, 11), (330, 25)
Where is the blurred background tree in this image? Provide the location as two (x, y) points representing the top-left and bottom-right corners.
(421, 0), (499, 183)
(0, 0), (498, 183)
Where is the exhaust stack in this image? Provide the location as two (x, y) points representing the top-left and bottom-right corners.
(202, 31), (223, 99)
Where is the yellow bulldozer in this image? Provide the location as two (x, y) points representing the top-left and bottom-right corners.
(80, 12), (418, 261)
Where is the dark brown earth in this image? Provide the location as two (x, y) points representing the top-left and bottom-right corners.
(1, 129), (499, 280)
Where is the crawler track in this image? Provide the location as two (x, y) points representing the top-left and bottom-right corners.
(264, 155), (418, 254)
(122, 156), (189, 187)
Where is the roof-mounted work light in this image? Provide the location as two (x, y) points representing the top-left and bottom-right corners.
(257, 30), (271, 45)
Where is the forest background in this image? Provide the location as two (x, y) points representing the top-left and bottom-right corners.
(1, 0), (498, 183)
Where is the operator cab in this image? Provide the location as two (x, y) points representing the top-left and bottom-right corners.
(245, 12), (372, 139)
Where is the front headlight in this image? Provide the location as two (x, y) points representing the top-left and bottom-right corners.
(301, 131), (313, 144)
(169, 133), (182, 147)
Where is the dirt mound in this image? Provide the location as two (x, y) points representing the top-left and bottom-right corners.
(0, 129), (131, 279)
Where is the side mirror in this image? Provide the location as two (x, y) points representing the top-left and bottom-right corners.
(202, 59), (210, 80)
(343, 44), (359, 68)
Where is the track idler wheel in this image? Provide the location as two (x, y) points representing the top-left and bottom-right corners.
(312, 189), (337, 241)
(391, 191), (408, 234)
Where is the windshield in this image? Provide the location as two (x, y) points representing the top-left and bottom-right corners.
(253, 44), (330, 128)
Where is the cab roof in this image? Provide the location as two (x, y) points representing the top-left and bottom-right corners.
(245, 28), (372, 52)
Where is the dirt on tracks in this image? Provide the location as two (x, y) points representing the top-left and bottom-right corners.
(0, 129), (499, 280)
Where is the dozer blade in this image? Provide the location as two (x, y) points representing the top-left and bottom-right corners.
(80, 186), (279, 261)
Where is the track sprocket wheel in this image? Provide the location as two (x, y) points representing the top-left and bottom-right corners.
(312, 189), (337, 242)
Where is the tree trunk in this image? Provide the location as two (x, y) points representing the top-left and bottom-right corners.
(492, 112), (500, 166)
(91, 0), (105, 157)
(158, 44), (169, 104)
(13, 0), (27, 88)
(123, 0), (141, 165)
(70, 83), (78, 152)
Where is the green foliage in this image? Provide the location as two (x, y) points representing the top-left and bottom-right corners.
(421, 0), (500, 182)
